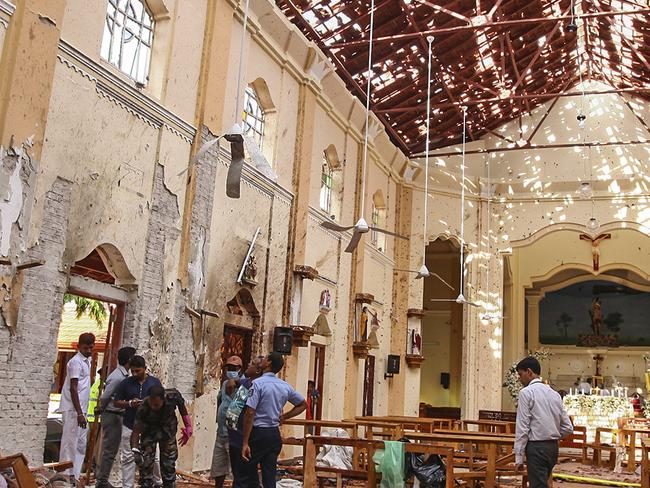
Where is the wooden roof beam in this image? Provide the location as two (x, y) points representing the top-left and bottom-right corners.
(328, 7), (650, 48)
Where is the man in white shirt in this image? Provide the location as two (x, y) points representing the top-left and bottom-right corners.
(58, 333), (96, 482)
(515, 357), (573, 488)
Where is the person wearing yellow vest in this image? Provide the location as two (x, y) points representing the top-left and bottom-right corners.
(87, 371), (104, 424)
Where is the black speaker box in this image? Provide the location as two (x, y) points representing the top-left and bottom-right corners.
(386, 354), (400, 374)
(273, 326), (293, 354)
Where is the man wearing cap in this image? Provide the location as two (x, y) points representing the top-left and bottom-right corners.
(211, 356), (243, 488)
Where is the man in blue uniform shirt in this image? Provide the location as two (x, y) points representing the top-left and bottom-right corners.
(240, 352), (307, 488)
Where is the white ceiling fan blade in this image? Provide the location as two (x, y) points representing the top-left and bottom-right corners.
(344, 229), (363, 253)
(430, 272), (455, 291)
(320, 221), (355, 232)
(371, 227), (409, 240)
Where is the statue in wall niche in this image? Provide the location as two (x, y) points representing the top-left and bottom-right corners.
(358, 306), (369, 342)
(242, 254), (258, 282)
(411, 329), (422, 356)
(367, 309), (380, 348)
(590, 297), (603, 336)
(319, 289), (331, 311)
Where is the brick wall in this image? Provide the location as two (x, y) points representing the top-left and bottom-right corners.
(0, 178), (72, 463)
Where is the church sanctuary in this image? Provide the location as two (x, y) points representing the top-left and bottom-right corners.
(2, 0), (650, 486)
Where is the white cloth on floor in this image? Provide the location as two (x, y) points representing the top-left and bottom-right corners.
(59, 411), (88, 479)
(316, 428), (353, 470)
(276, 480), (302, 488)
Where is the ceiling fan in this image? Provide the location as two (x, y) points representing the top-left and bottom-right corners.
(428, 106), (480, 309)
(319, 0), (408, 253)
(393, 36), (453, 291)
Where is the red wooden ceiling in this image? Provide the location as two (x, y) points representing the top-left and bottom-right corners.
(276, 0), (650, 156)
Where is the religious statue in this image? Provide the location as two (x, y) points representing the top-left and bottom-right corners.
(242, 254), (258, 282)
(367, 309), (380, 348)
(589, 297), (603, 336)
(411, 329), (422, 356)
(358, 306), (369, 342)
(579, 233), (611, 272)
(319, 289), (331, 311)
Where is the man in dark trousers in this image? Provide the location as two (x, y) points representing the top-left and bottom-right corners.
(96, 346), (136, 488)
(130, 386), (193, 488)
(240, 352), (307, 488)
(515, 356), (573, 488)
(227, 356), (264, 487)
(113, 355), (162, 488)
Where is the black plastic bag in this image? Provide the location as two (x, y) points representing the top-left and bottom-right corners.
(405, 452), (446, 488)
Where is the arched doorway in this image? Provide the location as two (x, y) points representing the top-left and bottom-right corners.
(420, 238), (463, 418)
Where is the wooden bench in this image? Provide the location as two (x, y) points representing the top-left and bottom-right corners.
(586, 427), (619, 467)
(301, 436), (456, 488)
(356, 415), (455, 433)
(0, 454), (73, 488)
(403, 431), (521, 488)
(457, 419), (516, 434)
(641, 438), (649, 488)
(559, 425), (588, 464)
(621, 426), (650, 472)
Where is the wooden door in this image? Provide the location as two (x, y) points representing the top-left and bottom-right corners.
(311, 344), (325, 420)
(221, 325), (253, 381)
(363, 355), (375, 416)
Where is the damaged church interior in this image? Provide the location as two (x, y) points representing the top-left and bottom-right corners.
(2, 0), (650, 486)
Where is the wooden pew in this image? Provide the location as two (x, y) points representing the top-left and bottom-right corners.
(403, 431), (519, 488)
(641, 438), (649, 488)
(301, 436), (456, 488)
(0, 455), (71, 488)
(586, 427), (618, 468)
(459, 419), (516, 434)
(559, 425), (588, 464)
(621, 426), (650, 472)
(356, 415), (455, 433)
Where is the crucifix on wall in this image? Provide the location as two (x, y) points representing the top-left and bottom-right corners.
(579, 233), (611, 271)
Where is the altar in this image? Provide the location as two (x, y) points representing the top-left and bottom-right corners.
(563, 393), (634, 442)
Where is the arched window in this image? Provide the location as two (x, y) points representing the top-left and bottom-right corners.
(243, 86), (265, 146)
(319, 159), (333, 214)
(101, 0), (154, 85)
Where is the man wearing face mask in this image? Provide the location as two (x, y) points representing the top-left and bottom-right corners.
(211, 356), (243, 488)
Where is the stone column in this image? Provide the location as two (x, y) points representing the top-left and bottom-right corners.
(526, 292), (543, 352)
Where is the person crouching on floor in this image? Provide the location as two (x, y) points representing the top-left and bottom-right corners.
(130, 386), (193, 488)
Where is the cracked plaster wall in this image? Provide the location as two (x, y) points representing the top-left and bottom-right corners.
(0, 178), (72, 463)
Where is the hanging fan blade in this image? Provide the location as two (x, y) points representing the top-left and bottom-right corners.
(225, 133), (245, 199)
(456, 293), (480, 307)
(430, 272), (455, 291)
(320, 221), (356, 232)
(371, 227), (409, 240)
(344, 229), (364, 253)
(394, 268), (419, 274)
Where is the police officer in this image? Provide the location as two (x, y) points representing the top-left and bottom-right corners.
(130, 386), (193, 488)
